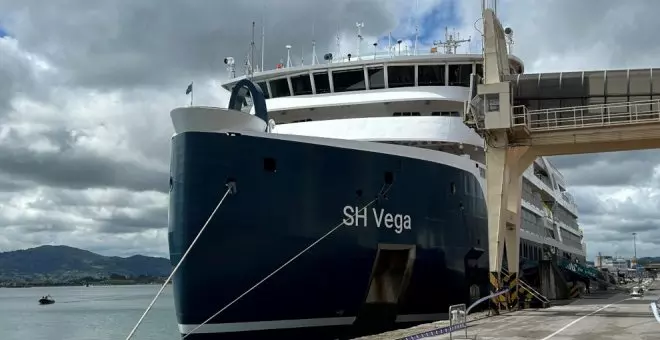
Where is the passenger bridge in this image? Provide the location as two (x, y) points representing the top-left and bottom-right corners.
(465, 8), (660, 312)
(507, 72), (660, 155)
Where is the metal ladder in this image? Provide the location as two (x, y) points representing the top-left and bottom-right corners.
(501, 267), (550, 308)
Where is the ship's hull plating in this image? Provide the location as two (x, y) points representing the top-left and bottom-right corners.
(168, 131), (489, 339)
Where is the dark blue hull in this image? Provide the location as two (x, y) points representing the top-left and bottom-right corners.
(168, 132), (489, 339)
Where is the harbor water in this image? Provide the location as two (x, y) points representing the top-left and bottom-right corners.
(0, 284), (179, 340)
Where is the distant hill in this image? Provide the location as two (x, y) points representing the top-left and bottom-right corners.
(0, 245), (171, 281)
(638, 257), (660, 265)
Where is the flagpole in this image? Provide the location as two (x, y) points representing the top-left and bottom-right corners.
(190, 81), (194, 106)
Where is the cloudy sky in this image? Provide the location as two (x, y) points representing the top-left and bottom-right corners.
(0, 0), (658, 260)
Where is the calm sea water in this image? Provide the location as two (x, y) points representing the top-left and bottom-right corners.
(0, 284), (179, 340)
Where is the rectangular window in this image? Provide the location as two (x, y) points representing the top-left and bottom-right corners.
(418, 65), (445, 86)
(606, 70), (628, 96)
(486, 94), (500, 112)
(585, 71), (605, 97)
(448, 64), (472, 87)
(313, 72), (331, 94)
(388, 66), (415, 88)
(332, 69), (366, 92)
(629, 69), (651, 96)
(367, 67), (385, 89)
(652, 68), (660, 98)
(269, 78), (290, 98)
(291, 74), (313, 96)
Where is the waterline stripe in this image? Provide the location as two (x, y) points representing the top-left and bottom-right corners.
(178, 313), (447, 334)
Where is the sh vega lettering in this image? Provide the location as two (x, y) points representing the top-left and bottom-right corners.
(342, 206), (412, 234)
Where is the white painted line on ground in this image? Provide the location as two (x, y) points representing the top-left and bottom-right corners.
(650, 302), (660, 323)
(539, 298), (630, 340)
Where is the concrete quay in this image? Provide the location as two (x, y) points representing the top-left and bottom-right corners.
(426, 280), (659, 340)
(358, 279), (659, 340)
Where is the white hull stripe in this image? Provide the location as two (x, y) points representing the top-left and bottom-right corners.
(178, 314), (446, 334)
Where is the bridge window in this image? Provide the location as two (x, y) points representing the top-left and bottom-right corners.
(606, 70), (628, 96)
(448, 64), (471, 87)
(388, 66), (415, 88)
(256, 82), (270, 99)
(332, 68), (366, 92)
(313, 72), (331, 94)
(629, 69), (651, 96)
(517, 76), (539, 99)
(393, 112), (421, 116)
(486, 94), (500, 112)
(584, 71), (605, 97)
(291, 74), (313, 96)
(652, 68), (660, 98)
(269, 78), (290, 98)
(559, 72), (584, 98)
(431, 111), (459, 117)
(418, 65), (445, 86)
(367, 66), (385, 89)
(538, 73), (561, 99)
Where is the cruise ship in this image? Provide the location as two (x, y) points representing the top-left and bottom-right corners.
(167, 23), (587, 340)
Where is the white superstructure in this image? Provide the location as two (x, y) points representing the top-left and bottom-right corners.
(196, 22), (587, 263)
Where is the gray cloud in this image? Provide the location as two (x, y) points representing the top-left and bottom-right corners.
(503, 0), (660, 70)
(570, 186), (660, 259)
(496, 0), (660, 259)
(1, 0), (660, 260)
(0, 126), (168, 193)
(550, 150), (660, 187)
(0, 38), (39, 118)
(0, 173), (32, 192)
(0, 0), (398, 90)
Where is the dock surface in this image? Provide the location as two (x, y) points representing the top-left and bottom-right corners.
(425, 280), (659, 340)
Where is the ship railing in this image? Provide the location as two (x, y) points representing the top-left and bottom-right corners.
(328, 48), (479, 64)
(511, 99), (660, 132)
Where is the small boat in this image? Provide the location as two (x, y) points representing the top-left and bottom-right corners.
(38, 295), (55, 305)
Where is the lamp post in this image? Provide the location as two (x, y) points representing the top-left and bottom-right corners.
(632, 232), (637, 269)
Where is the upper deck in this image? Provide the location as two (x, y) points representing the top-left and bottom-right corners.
(221, 52), (524, 101)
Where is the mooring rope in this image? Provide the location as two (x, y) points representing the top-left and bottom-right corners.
(181, 191), (387, 338)
(124, 183), (235, 340)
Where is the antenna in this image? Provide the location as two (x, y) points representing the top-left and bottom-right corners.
(285, 45), (292, 68)
(301, 45), (304, 66)
(311, 22), (319, 65)
(414, 0), (419, 55)
(312, 41), (319, 65)
(397, 39), (402, 56)
(504, 27), (514, 55)
(355, 22), (364, 61)
(388, 32), (392, 58)
(335, 26), (341, 63)
(372, 42), (378, 60)
(260, 11), (265, 72)
(433, 27), (471, 54)
(250, 21), (255, 78)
